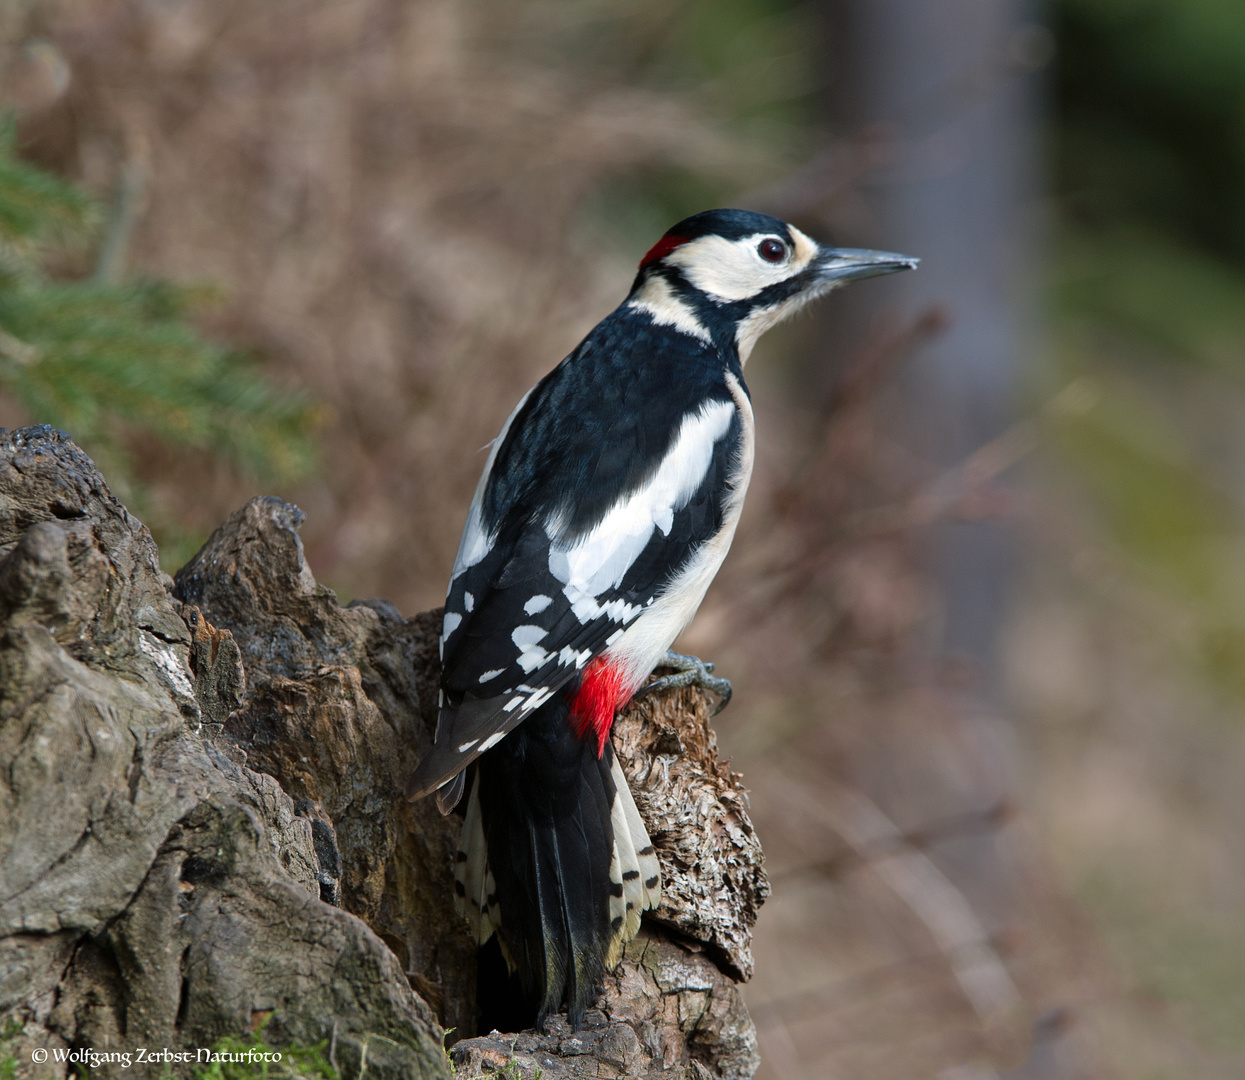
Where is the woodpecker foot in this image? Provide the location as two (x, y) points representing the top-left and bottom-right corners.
(638, 650), (732, 715)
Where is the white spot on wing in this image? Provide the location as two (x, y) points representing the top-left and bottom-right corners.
(511, 624), (551, 673)
(479, 730), (507, 751)
(522, 686), (555, 712)
(524, 594), (553, 615)
(464, 592), (475, 612)
(442, 611), (462, 638)
(478, 668), (504, 683)
(458, 739), (478, 753)
(517, 650), (548, 673)
(561, 585), (639, 626)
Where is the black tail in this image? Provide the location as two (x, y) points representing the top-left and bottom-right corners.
(474, 692), (617, 1029)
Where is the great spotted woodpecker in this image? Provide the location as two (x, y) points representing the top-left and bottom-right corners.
(406, 209), (916, 1028)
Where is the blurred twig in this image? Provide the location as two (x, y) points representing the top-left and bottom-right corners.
(770, 797), (1016, 885)
(819, 781), (1024, 1034)
(93, 156), (148, 284)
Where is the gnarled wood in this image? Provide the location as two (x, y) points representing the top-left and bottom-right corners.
(1, 427), (766, 1079)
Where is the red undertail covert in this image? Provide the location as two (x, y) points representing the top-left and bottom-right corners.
(569, 656), (626, 757)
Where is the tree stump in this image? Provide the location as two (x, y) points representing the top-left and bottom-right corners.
(0, 427), (767, 1079)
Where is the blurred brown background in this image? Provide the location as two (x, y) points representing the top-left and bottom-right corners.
(5, 1), (1245, 1077)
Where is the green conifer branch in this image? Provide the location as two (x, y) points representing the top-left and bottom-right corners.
(0, 116), (316, 488)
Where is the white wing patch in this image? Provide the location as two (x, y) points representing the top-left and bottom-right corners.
(443, 611), (463, 639)
(546, 399), (735, 628)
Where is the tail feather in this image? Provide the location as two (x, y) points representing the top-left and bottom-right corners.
(610, 752), (662, 912)
(607, 795), (643, 964)
(455, 776), (500, 946)
(472, 695), (619, 1027)
(528, 819), (571, 1015)
(467, 692), (663, 1029)
(605, 752), (660, 966)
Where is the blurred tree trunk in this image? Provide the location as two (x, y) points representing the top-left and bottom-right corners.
(755, 6), (1075, 1073)
(811, 0), (1044, 962)
(820, 0), (1046, 696)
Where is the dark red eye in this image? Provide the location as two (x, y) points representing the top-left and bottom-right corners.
(758, 237), (787, 263)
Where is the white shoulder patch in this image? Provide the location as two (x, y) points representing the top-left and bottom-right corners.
(546, 399), (735, 609)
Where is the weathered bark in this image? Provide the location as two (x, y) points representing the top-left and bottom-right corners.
(0, 426), (766, 1079)
(0, 428), (448, 1080)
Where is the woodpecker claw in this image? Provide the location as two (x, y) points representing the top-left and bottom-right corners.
(638, 650), (732, 715)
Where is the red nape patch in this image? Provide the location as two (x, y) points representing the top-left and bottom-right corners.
(638, 234), (689, 270)
(568, 657), (627, 758)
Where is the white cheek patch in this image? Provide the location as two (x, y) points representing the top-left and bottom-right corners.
(664, 231), (817, 302)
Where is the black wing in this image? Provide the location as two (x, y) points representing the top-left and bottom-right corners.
(407, 308), (745, 800)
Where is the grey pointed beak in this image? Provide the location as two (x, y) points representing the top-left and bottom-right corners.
(815, 247), (919, 284)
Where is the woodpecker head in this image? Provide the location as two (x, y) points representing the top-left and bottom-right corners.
(629, 208), (918, 362)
